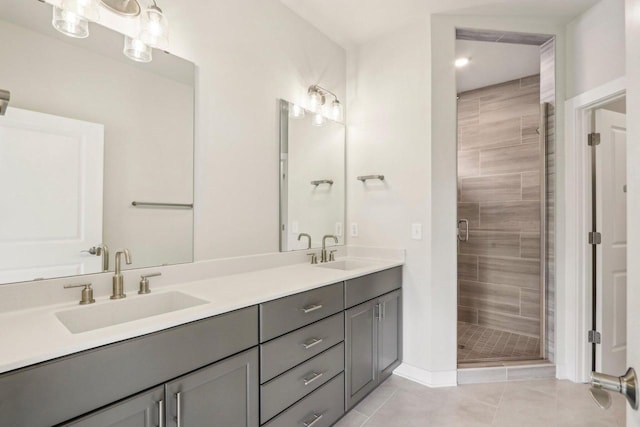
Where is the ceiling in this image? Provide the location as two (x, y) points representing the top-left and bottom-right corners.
(456, 40), (541, 92)
(279, 0), (599, 48)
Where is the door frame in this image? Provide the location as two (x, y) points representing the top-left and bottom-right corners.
(560, 77), (625, 383)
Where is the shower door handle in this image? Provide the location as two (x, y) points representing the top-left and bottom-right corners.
(457, 219), (469, 242)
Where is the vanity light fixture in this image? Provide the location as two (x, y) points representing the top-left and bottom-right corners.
(100, 0), (141, 17)
(139, 0), (169, 49)
(123, 35), (152, 63)
(48, 0), (171, 64)
(290, 104), (306, 119)
(312, 112), (326, 127)
(52, 0), (100, 39)
(455, 57), (470, 68)
(307, 85), (344, 122)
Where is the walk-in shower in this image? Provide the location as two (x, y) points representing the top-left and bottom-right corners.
(456, 30), (555, 365)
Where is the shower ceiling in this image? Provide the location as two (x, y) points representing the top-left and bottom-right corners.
(279, 0), (598, 48)
(456, 40), (541, 93)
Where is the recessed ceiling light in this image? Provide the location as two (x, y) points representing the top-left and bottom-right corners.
(455, 57), (470, 68)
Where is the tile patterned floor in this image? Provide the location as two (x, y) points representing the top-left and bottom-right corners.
(458, 322), (540, 362)
(335, 375), (626, 427)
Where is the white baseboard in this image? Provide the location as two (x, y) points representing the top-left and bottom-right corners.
(393, 363), (457, 388)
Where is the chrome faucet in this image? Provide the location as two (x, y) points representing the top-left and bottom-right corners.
(298, 233), (312, 249)
(111, 249), (132, 300)
(321, 235), (338, 263)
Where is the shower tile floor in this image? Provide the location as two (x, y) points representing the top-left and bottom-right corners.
(458, 322), (540, 362)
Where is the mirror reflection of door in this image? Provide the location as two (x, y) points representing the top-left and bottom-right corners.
(0, 108), (104, 283)
(595, 106), (628, 375)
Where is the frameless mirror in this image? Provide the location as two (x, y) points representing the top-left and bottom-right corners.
(0, 0), (195, 285)
(279, 99), (345, 251)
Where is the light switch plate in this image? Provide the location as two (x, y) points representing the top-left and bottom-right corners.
(350, 222), (359, 237)
(291, 221), (299, 234)
(336, 222), (343, 237)
(411, 223), (422, 240)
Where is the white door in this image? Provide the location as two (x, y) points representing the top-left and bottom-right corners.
(0, 108), (104, 284)
(595, 109), (627, 375)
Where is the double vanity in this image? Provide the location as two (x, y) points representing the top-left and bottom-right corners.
(0, 258), (403, 427)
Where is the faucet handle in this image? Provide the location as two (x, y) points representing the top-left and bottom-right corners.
(329, 250), (337, 262)
(139, 272), (162, 294)
(64, 283), (95, 305)
(307, 253), (318, 265)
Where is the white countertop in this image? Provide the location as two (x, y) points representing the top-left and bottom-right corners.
(0, 257), (402, 374)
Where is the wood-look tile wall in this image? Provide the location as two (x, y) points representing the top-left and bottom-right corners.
(457, 75), (542, 339)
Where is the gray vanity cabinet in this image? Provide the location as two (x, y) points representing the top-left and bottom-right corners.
(67, 387), (164, 427)
(165, 348), (259, 427)
(344, 267), (403, 410)
(345, 300), (378, 409)
(378, 290), (402, 381)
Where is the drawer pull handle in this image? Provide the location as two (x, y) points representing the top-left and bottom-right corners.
(301, 304), (323, 314)
(302, 338), (324, 349)
(158, 400), (164, 427)
(302, 413), (324, 427)
(303, 371), (324, 386)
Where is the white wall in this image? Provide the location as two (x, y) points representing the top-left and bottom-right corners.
(346, 21), (434, 381)
(162, 0), (347, 260)
(625, 1), (640, 424)
(566, 0), (625, 98)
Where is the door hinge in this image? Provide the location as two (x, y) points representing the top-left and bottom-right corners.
(588, 231), (602, 245)
(588, 330), (602, 344)
(588, 132), (601, 146)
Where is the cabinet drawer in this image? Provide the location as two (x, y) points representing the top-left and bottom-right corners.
(263, 372), (344, 427)
(260, 282), (343, 342)
(261, 343), (344, 423)
(345, 267), (402, 308)
(261, 312), (344, 383)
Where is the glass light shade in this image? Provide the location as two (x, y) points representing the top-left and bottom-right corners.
(308, 89), (323, 113)
(123, 36), (153, 63)
(330, 99), (344, 122)
(62, 0), (100, 21)
(290, 104), (305, 119)
(312, 113), (326, 127)
(52, 7), (89, 39)
(140, 6), (169, 49)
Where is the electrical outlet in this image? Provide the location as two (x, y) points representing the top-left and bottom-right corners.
(335, 222), (343, 237)
(291, 221), (299, 234)
(350, 222), (359, 237)
(411, 223), (422, 240)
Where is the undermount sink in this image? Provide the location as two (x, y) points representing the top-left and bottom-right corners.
(55, 291), (209, 334)
(315, 259), (376, 271)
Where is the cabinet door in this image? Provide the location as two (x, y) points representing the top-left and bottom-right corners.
(65, 387), (164, 427)
(378, 290), (402, 381)
(165, 348), (259, 427)
(345, 300), (378, 410)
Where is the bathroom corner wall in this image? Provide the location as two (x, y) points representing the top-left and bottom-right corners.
(540, 39), (556, 363)
(457, 75), (542, 340)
